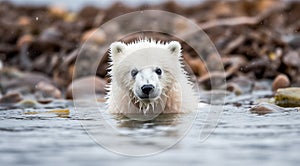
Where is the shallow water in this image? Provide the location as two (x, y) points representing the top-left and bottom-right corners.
(1, 94), (300, 166)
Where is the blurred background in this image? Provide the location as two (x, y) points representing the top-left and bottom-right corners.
(1, 0), (300, 166)
(9, 0), (204, 10)
(1, 0), (300, 100)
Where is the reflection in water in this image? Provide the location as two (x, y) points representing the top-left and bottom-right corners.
(76, 105), (196, 156)
(113, 113), (188, 138)
(114, 113), (179, 128)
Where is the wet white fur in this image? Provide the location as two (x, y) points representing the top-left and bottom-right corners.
(106, 39), (198, 114)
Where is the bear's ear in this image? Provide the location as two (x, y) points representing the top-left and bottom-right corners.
(167, 41), (181, 57)
(109, 42), (127, 61)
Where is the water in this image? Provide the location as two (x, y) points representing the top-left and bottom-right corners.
(0, 97), (300, 166)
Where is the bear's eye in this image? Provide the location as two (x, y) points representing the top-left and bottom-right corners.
(131, 69), (138, 78)
(155, 68), (162, 75)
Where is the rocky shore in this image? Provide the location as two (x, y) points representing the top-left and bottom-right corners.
(0, 0), (300, 112)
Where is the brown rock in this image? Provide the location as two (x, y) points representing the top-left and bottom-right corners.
(0, 92), (23, 104)
(17, 34), (34, 48)
(35, 81), (62, 99)
(272, 74), (290, 92)
(17, 16), (31, 26)
(81, 28), (106, 44)
(66, 76), (106, 99)
(173, 17), (193, 35)
(250, 102), (285, 115)
(1, 71), (53, 95)
(185, 56), (207, 76)
(48, 5), (68, 18)
(226, 83), (242, 95)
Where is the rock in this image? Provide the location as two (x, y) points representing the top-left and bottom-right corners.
(282, 35), (300, 49)
(72, 43), (101, 79)
(81, 28), (106, 44)
(173, 17), (194, 35)
(0, 92), (23, 104)
(37, 99), (53, 104)
(272, 74), (290, 92)
(17, 16), (31, 26)
(35, 81), (62, 100)
(250, 102), (285, 115)
(48, 5), (68, 18)
(48, 5), (76, 22)
(275, 87), (300, 107)
(226, 83), (242, 95)
(17, 34), (34, 48)
(283, 51), (300, 68)
(17, 100), (38, 108)
(1, 71), (53, 95)
(184, 54), (207, 76)
(66, 76), (106, 99)
(38, 27), (63, 47)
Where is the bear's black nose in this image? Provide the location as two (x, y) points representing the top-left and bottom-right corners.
(141, 84), (154, 95)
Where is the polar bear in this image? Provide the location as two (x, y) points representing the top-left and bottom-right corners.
(106, 39), (197, 119)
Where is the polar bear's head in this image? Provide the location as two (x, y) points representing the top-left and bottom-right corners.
(109, 40), (183, 104)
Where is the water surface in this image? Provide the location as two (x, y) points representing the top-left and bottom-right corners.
(0, 96), (299, 166)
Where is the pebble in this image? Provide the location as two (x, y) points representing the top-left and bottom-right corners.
(66, 76), (106, 99)
(250, 102), (285, 115)
(0, 92), (23, 104)
(275, 87), (300, 107)
(272, 74), (290, 92)
(226, 83), (242, 95)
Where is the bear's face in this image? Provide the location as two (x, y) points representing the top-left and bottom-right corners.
(109, 40), (182, 104)
(131, 66), (163, 101)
